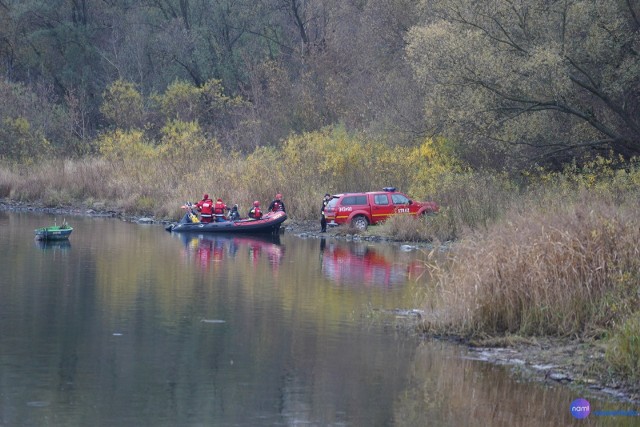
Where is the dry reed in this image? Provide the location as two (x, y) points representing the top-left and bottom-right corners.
(423, 193), (640, 338)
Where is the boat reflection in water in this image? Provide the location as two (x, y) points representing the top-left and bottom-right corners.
(320, 239), (425, 288)
(34, 239), (71, 251)
(174, 232), (285, 271)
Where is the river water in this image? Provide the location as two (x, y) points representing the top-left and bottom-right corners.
(0, 211), (637, 426)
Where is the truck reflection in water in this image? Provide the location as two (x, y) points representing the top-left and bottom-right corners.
(174, 233), (284, 271)
(320, 239), (424, 288)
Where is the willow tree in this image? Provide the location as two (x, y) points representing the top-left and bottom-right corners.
(406, 0), (640, 168)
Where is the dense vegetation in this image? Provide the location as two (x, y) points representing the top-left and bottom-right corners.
(0, 0), (638, 393)
(0, 0), (638, 168)
(415, 160), (640, 385)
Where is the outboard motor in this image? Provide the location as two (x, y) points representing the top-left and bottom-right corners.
(166, 202), (198, 232)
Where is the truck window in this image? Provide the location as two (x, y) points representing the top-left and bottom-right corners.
(374, 194), (389, 205)
(391, 194), (410, 205)
(342, 195), (367, 206)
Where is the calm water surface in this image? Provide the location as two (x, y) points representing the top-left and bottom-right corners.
(0, 212), (637, 426)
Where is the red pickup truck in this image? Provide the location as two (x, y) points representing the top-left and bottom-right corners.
(324, 187), (439, 230)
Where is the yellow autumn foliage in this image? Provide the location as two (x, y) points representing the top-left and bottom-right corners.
(153, 79), (245, 123)
(100, 80), (145, 130)
(154, 80), (201, 121)
(158, 120), (215, 160)
(0, 116), (51, 163)
(97, 129), (155, 162)
(406, 137), (466, 198)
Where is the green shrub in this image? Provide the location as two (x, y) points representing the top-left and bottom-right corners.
(606, 313), (640, 383)
(42, 188), (72, 207)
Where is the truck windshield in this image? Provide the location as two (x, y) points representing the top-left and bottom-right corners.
(391, 194), (410, 204)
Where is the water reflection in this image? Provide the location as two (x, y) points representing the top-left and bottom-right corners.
(1, 212), (636, 426)
(395, 341), (639, 427)
(173, 232), (284, 271)
(34, 239), (71, 251)
(320, 239), (424, 288)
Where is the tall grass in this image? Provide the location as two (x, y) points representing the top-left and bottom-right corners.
(3, 158), (115, 204)
(377, 171), (521, 242)
(0, 127), (436, 220)
(379, 214), (433, 242)
(429, 171), (520, 234)
(0, 150), (347, 219)
(606, 313), (640, 383)
(421, 190), (640, 338)
(0, 165), (17, 197)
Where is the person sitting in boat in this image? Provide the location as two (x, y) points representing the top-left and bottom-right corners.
(268, 193), (286, 213)
(248, 200), (263, 219)
(228, 204), (241, 221)
(213, 198), (229, 222)
(194, 194), (214, 223)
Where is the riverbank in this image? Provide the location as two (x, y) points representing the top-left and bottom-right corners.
(417, 195), (640, 406)
(460, 336), (639, 405)
(2, 198), (638, 406)
(0, 197), (439, 248)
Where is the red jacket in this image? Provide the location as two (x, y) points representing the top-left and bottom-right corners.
(249, 206), (263, 219)
(268, 199), (285, 212)
(195, 198), (213, 216)
(214, 200), (227, 215)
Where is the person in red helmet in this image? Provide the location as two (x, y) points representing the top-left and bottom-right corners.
(268, 193), (286, 212)
(194, 193), (214, 223)
(248, 200), (263, 219)
(213, 198), (229, 222)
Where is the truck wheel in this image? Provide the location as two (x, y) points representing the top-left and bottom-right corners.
(351, 215), (369, 231)
(421, 211), (437, 219)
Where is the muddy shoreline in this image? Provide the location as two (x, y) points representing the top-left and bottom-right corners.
(461, 336), (639, 405)
(2, 198), (638, 405)
(0, 198), (437, 248)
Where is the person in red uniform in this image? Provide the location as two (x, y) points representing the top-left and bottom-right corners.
(213, 198), (229, 222)
(194, 194), (214, 223)
(268, 193), (286, 212)
(248, 200), (263, 219)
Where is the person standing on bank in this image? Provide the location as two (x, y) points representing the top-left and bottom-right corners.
(320, 193), (331, 232)
(194, 194), (214, 223)
(268, 193), (286, 213)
